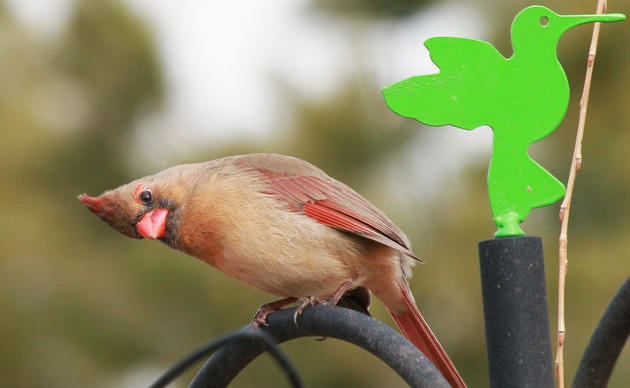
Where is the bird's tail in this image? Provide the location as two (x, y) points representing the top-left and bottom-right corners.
(388, 284), (467, 388)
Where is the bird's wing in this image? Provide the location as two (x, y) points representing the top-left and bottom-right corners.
(424, 37), (506, 72)
(237, 154), (418, 260)
(263, 170), (419, 260)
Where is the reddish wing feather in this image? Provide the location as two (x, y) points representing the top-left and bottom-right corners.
(303, 201), (376, 236)
(260, 170), (419, 260)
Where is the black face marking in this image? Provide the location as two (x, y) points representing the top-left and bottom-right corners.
(157, 197), (181, 249)
(158, 198), (173, 209)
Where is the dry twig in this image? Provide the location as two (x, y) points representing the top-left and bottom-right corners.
(555, 1), (608, 387)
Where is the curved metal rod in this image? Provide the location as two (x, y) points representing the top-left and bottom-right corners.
(189, 305), (450, 388)
(148, 330), (302, 388)
(572, 276), (630, 388)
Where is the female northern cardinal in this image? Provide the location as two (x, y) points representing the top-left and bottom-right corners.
(79, 153), (466, 387)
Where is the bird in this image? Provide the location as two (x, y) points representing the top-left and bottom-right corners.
(78, 153), (467, 388)
(382, 5), (625, 237)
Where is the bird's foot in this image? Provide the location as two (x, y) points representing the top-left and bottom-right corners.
(252, 305), (274, 327)
(252, 297), (297, 328)
(253, 282), (355, 327)
(292, 281), (354, 325)
(293, 296), (335, 325)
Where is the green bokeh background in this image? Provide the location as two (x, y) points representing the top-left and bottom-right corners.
(1, 0), (628, 387)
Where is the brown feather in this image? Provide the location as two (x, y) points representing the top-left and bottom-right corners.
(234, 153), (420, 262)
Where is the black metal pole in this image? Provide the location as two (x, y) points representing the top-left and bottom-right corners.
(148, 330), (302, 388)
(572, 276), (630, 388)
(189, 305), (450, 388)
(478, 236), (554, 388)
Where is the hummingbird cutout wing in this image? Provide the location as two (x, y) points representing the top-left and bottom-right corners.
(382, 37), (507, 131)
(258, 170), (419, 261)
(425, 37), (506, 73)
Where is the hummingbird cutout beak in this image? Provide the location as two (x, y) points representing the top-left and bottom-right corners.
(557, 12), (626, 32)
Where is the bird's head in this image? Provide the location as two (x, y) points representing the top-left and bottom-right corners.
(78, 165), (193, 244)
(511, 6), (624, 52)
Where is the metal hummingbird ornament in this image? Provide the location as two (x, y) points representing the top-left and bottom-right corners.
(382, 5), (625, 237)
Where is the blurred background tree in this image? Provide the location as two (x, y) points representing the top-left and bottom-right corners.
(0, 0), (628, 387)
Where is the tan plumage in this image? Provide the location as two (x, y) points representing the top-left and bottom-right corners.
(79, 153), (465, 387)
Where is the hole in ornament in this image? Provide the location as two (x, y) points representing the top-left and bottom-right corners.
(540, 16), (549, 27)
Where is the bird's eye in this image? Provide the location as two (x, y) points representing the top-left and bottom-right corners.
(140, 190), (152, 203)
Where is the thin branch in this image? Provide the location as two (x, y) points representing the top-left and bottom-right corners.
(556, 1), (608, 387)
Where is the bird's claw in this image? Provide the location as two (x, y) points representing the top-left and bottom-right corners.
(292, 296), (333, 326)
(252, 305), (274, 328)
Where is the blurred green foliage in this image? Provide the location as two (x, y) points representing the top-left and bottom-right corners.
(1, 0), (628, 387)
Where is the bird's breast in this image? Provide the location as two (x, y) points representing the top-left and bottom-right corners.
(211, 203), (364, 297)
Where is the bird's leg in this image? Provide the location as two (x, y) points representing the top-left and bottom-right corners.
(328, 280), (355, 305)
(293, 281), (353, 324)
(253, 297), (297, 327)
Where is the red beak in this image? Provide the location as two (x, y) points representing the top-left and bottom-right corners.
(78, 194), (108, 215)
(79, 192), (143, 239)
(136, 208), (169, 239)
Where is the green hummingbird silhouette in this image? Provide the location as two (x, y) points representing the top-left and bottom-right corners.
(382, 5), (625, 237)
